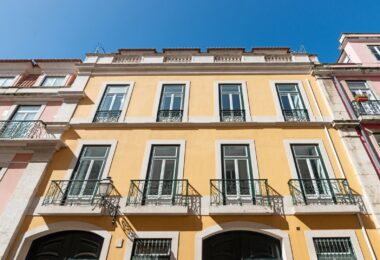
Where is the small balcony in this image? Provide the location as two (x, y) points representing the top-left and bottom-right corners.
(282, 109), (309, 122)
(351, 100), (380, 117)
(209, 179), (274, 215)
(125, 179), (189, 215)
(288, 178), (360, 214)
(0, 120), (53, 139)
(93, 110), (121, 123)
(39, 179), (120, 215)
(157, 110), (183, 122)
(220, 110), (245, 122)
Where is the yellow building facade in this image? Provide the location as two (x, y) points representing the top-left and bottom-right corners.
(6, 48), (380, 259)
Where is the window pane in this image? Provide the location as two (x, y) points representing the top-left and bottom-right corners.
(42, 76), (65, 86)
(111, 95), (124, 110)
(172, 96), (182, 110)
(149, 160), (163, 180)
(153, 146), (177, 157)
(224, 160), (236, 180)
(224, 146), (247, 157)
(221, 94), (230, 110)
(163, 160), (175, 180)
(160, 95), (172, 110)
(164, 85), (183, 93)
(99, 95), (113, 110)
(347, 81), (367, 89)
(296, 159), (313, 179)
(277, 84), (297, 92)
(0, 77), (14, 87)
(73, 160), (91, 181)
(231, 94), (241, 109)
(293, 145), (318, 156)
(17, 105), (40, 112)
(280, 95), (292, 109)
(220, 85), (239, 93)
(107, 86), (127, 94)
(237, 160), (249, 180)
(83, 146), (108, 158)
(87, 160), (104, 180)
(291, 95), (302, 109)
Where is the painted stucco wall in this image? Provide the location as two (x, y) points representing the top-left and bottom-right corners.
(345, 41), (380, 64)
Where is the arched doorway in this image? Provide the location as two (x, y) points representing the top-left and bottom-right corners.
(203, 231), (282, 260)
(26, 230), (104, 260)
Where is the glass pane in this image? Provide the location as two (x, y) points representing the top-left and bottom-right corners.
(293, 145), (318, 157)
(172, 96), (182, 110)
(221, 94), (230, 110)
(148, 160), (162, 195)
(277, 84), (297, 92)
(220, 85), (239, 93)
(87, 160), (103, 180)
(237, 160), (250, 195)
(164, 85), (183, 93)
(347, 81), (367, 89)
(162, 160), (175, 195)
(280, 95), (292, 109)
(0, 77), (13, 87)
(291, 94), (303, 109)
(224, 160), (236, 195)
(153, 146), (177, 157)
(72, 160), (91, 181)
(111, 94), (124, 110)
(160, 95), (172, 110)
(231, 94), (241, 109)
(83, 146), (108, 158)
(296, 159), (313, 179)
(99, 95), (113, 110)
(42, 76), (65, 86)
(107, 86), (127, 94)
(16, 105), (40, 112)
(224, 146), (247, 157)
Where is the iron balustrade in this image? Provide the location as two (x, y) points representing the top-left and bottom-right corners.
(210, 179), (272, 206)
(126, 179), (189, 206)
(0, 120), (53, 139)
(157, 110), (183, 122)
(93, 110), (122, 123)
(313, 237), (357, 260)
(282, 109), (309, 122)
(220, 110), (246, 122)
(351, 100), (380, 116)
(131, 239), (171, 260)
(288, 178), (356, 205)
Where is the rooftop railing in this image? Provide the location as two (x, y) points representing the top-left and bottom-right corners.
(157, 110), (183, 122)
(282, 109), (309, 122)
(351, 100), (380, 116)
(93, 110), (122, 123)
(0, 120), (53, 139)
(220, 110), (246, 122)
(288, 178), (356, 206)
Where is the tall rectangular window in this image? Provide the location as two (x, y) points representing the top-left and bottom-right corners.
(68, 145), (110, 200)
(145, 145), (179, 199)
(313, 237), (357, 260)
(219, 84), (245, 122)
(347, 81), (377, 100)
(369, 45), (380, 61)
(276, 83), (309, 121)
(157, 84), (185, 122)
(291, 144), (330, 199)
(1, 105), (41, 138)
(222, 145), (252, 198)
(94, 85), (128, 122)
(0, 77), (14, 87)
(41, 76), (66, 87)
(131, 239), (171, 260)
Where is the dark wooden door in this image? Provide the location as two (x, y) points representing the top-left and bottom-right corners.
(202, 231), (282, 260)
(26, 230), (104, 260)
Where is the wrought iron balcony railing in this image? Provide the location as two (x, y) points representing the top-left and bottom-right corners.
(288, 178), (356, 206)
(93, 110), (122, 123)
(220, 110), (246, 122)
(126, 179), (189, 206)
(0, 120), (53, 139)
(351, 100), (380, 116)
(42, 179), (119, 206)
(282, 109), (309, 122)
(210, 179), (272, 206)
(157, 110), (183, 122)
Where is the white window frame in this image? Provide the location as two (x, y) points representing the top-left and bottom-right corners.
(0, 167), (7, 181)
(213, 81), (251, 122)
(270, 80), (315, 122)
(3, 103), (46, 121)
(283, 139), (336, 179)
(64, 140), (117, 180)
(346, 80), (378, 100)
(0, 76), (17, 87)
(89, 81), (135, 123)
(152, 81), (190, 123)
(215, 140), (259, 180)
(369, 45), (380, 61)
(124, 231), (179, 260)
(305, 230), (364, 260)
(36, 74), (70, 87)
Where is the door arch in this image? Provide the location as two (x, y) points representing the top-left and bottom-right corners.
(26, 230), (104, 260)
(203, 231), (282, 260)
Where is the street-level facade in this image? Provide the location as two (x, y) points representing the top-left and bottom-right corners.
(4, 48), (380, 259)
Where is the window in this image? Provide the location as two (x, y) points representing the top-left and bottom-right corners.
(145, 146), (179, 201)
(67, 145), (110, 201)
(374, 134), (380, 147)
(276, 83), (309, 121)
(347, 81), (377, 100)
(369, 45), (380, 61)
(219, 84), (245, 122)
(313, 237), (357, 260)
(94, 85), (129, 122)
(291, 144), (330, 199)
(157, 84), (185, 122)
(41, 76), (66, 87)
(1, 105), (41, 138)
(0, 77), (14, 87)
(131, 239), (171, 260)
(221, 145), (253, 199)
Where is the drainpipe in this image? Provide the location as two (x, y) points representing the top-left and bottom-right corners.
(307, 78), (377, 259)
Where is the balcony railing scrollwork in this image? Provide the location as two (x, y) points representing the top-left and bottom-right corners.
(93, 110), (122, 123)
(126, 179), (189, 206)
(288, 178), (356, 206)
(157, 110), (183, 122)
(351, 100), (380, 116)
(0, 120), (53, 139)
(220, 110), (245, 122)
(282, 109), (309, 122)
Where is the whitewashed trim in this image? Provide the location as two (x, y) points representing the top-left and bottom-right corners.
(283, 139), (336, 179)
(124, 231), (179, 260)
(270, 80), (315, 122)
(88, 81), (135, 123)
(64, 140), (118, 180)
(12, 221), (111, 260)
(139, 140), (186, 180)
(305, 230), (364, 260)
(195, 221), (293, 260)
(213, 80), (252, 122)
(0, 167), (7, 181)
(151, 81), (190, 123)
(215, 140), (259, 179)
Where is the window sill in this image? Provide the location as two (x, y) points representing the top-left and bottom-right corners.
(292, 204), (360, 215)
(123, 205), (189, 215)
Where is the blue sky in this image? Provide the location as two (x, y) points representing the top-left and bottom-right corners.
(0, 0), (379, 62)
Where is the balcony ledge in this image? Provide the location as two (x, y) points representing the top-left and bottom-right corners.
(292, 204), (360, 215)
(123, 205), (189, 215)
(209, 204), (273, 215)
(358, 115), (380, 122)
